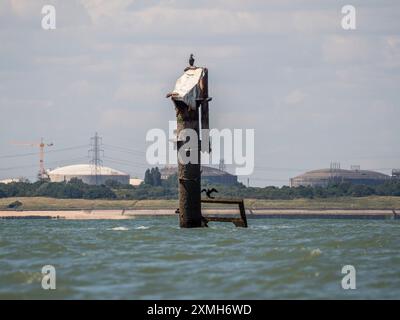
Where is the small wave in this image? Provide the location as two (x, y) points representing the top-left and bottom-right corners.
(109, 227), (129, 231)
(252, 225), (272, 230)
(252, 225), (294, 230)
(276, 225), (294, 229)
(13, 271), (42, 284)
(136, 226), (149, 230)
(310, 248), (322, 257)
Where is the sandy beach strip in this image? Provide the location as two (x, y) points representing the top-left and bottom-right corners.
(0, 209), (398, 220)
(0, 210), (129, 220)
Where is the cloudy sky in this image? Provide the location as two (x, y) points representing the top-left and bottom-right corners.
(0, 0), (399, 185)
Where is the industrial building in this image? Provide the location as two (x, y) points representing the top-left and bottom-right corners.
(129, 178), (144, 186)
(160, 165), (238, 186)
(290, 168), (391, 187)
(0, 178), (22, 184)
(48, 164), (130, 185)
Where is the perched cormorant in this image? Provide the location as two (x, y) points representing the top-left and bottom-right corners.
(201, 188), (218, 199)
(189, 54), (195, 67)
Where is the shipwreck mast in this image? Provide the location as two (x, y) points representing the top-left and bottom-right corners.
(167, 55), (247, 228)
(167, 55), (210, 228)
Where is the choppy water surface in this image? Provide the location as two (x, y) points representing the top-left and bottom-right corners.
(0, 217), (399, 299)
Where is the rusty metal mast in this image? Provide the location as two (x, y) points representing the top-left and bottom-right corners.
(167, 56), (210, 228)
(167, 55), (247, 228)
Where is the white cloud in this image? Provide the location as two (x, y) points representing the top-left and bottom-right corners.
(383, 36), (400, 68)
(99, 108), (162, 129)
(10, 0), (38, 17)
(114, 82), (164, 102)
(1, 0), (400, 185)
(284, 89), (307, 105)
(322, 35), (377, 64)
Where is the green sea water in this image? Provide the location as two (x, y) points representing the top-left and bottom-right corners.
(0, 217), (399, 299)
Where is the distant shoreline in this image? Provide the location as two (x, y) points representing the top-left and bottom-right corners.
(0, 196), (399, 220)
(0, 208), (398, 220)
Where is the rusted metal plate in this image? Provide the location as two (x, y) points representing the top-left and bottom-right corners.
(201, 198), (248, 228)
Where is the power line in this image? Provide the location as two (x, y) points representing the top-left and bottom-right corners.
(0, 157), (88, 171)
(103, 144), (146, 155)
(103, 157), (150, 169)
(47, 145), (89, 154)
(0, 145), (88, 159)
(253, 166), (309, 172)
(0, 151), (38, 159)
(0, 164), (38, 171)
(245, 177), (289, 182)
(46, 157), (89, 168)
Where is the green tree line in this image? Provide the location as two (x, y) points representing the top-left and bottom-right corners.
(1, 170), (400, 200)
(0, 178), (116, 199)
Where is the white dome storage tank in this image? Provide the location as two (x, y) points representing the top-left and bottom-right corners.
(48, 164), (130, 185)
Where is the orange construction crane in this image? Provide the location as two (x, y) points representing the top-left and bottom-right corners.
(11, 138), (54, 180)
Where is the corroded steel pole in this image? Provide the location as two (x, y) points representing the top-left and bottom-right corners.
(167, 58), (210, 228)
(175, 100), (202, 228)
(167, 59), (247, 228)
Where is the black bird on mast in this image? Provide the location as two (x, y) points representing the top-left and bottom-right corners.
(201, 188), (218, 199)
(189, 54), (195, 67)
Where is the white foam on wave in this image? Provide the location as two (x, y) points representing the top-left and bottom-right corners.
(252, 225), (295, 230)
(310, 248), (322, 257)
(23, 272), (42, 284)
(251, 225), (272, 230)
(136, 226), (149, 230)
(109, 226), (129, 231)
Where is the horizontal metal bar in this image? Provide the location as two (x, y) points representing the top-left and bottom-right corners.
(201, 198), (244, 204)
